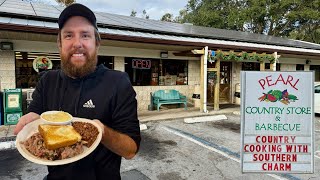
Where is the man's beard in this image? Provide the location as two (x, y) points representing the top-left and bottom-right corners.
(60, 50), (98, 78)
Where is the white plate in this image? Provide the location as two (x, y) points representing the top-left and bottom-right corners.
(16, 117), (102, 166)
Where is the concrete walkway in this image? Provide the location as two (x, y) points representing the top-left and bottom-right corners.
(0, 105), (240, 142)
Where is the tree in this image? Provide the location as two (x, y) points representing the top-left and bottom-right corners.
(130, 10), (137, 17)
(289, 25), (320, 44)
(142, 9), (149, 19)
(130, 9), (149, 19)
(182, 0), (244, 30)
(174, 9), (188, 23)
(170, 0), (320, 43)
(55, 0), (75, 6)
(161, 13), (174, 22)
(160, 10), (189, 23)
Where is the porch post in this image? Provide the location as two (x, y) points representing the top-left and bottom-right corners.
(260, 61), (265, 71)
(199, 48), (208, 113)
(203, 46), (208, 113)
(193, 48), (208, 113)
(272, 52), (278, 71)
(214, 52), (220, 111)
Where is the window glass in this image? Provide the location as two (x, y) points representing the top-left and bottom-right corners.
(296, 64), (304, 71)
(161, 60), (188, 85)
(15, 51), (61, 88)
(265, 63), (280, 71)
(125, 57), (188, 86)
(15, 52), (114, 88)
(98, 56), (114, 69)
(242, 62), (260, 71)
(311, 65), (320, 81)
(315, 85), (320, 93)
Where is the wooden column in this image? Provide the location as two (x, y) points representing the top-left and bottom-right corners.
(192, 49), (205, 112)
(272, 52), (278, 71)
(214, 58), (220, 111)
(200, 52), (204, 112)
(260, 61), (265, 71)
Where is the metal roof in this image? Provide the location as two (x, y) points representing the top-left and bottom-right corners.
(1, 15), (320, 56)
(0, 0), (320, 51)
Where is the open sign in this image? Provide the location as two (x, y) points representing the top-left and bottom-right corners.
(132, 59), (151, 69)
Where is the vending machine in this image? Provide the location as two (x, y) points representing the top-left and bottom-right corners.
(3, 89), (22, 125)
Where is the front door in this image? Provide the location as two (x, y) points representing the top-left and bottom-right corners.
(207, 62), (232, 105)
(219, 62), (232, 103)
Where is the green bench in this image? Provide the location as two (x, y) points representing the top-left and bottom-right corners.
(152, 89), (187, 111)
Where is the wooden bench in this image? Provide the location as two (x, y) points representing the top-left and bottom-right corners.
(152, 89), (187, 111)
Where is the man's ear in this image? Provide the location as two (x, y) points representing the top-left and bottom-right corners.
(96, 40), (100, 48)
(96, 42), (100, 51)
(57, 42), (62, 51)
(57, 32), (62, 50)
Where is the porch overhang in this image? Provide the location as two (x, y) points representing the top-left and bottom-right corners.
(1, 21), (320, 59)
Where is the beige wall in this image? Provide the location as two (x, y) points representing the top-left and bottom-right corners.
(113, 56), (125, 71)
(0, 50), (15, 90)
(188, 60), (201, 86)
(280, 64), (296, 71)
(232, 62), (242, 103)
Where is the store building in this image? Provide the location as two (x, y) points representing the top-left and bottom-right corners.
(1, 0), (320, 111)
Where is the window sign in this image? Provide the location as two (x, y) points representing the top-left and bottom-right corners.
(240, 71), (314, 173)
(125, 58), (187, 86)
(132, 59), (151, 69)
(33, 56), (53, 72)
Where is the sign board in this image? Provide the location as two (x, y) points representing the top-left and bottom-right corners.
(240, 71), (314, 173)
(33, 56), (53, 72)
(4, 112), (22, 125)
(4, 89), (22, 113)
(132, 59), (151, 69)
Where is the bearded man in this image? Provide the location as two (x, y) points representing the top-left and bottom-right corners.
(14, 3), (141, 180)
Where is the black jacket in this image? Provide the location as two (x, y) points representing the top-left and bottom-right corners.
(29, 65), (141, 180)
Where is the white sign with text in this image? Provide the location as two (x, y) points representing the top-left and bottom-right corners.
(240, 71), (314, 173)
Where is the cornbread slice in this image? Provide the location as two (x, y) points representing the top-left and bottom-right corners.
(38, 124), (81, 150)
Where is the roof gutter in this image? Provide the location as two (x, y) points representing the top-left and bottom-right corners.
(101, 34), (320, 57)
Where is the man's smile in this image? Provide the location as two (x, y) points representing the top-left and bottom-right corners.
(72, 53), (84, 57)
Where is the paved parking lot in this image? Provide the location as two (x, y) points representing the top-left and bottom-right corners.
(1, 113), (320, 180)
(122, 114), (320, 180)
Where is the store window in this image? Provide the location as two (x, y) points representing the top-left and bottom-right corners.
(15, 52), (114, 88)
(265, 63), (281, 71)
(15, 52), (61, 88)
(296, 64), (304, 71)
(125, 57), (188, 86)
(98, 56), (114, 69)
(310, 65), (320, 81)
(242, 62), (281, 71)
(242, 62), (260, 71)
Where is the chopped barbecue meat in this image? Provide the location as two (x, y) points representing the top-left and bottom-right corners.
(22, 132), (83, 160)
(72, 122), (99, 147)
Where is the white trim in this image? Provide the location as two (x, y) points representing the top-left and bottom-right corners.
(99, 28), (320, 55)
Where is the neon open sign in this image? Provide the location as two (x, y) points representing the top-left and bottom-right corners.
(132, 59), (151, 69)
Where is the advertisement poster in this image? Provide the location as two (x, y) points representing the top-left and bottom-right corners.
(33, 56), (53, 72)
(240, 71), (314, 173)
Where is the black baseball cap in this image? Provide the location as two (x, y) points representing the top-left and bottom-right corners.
(58, 3), (98, 30)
